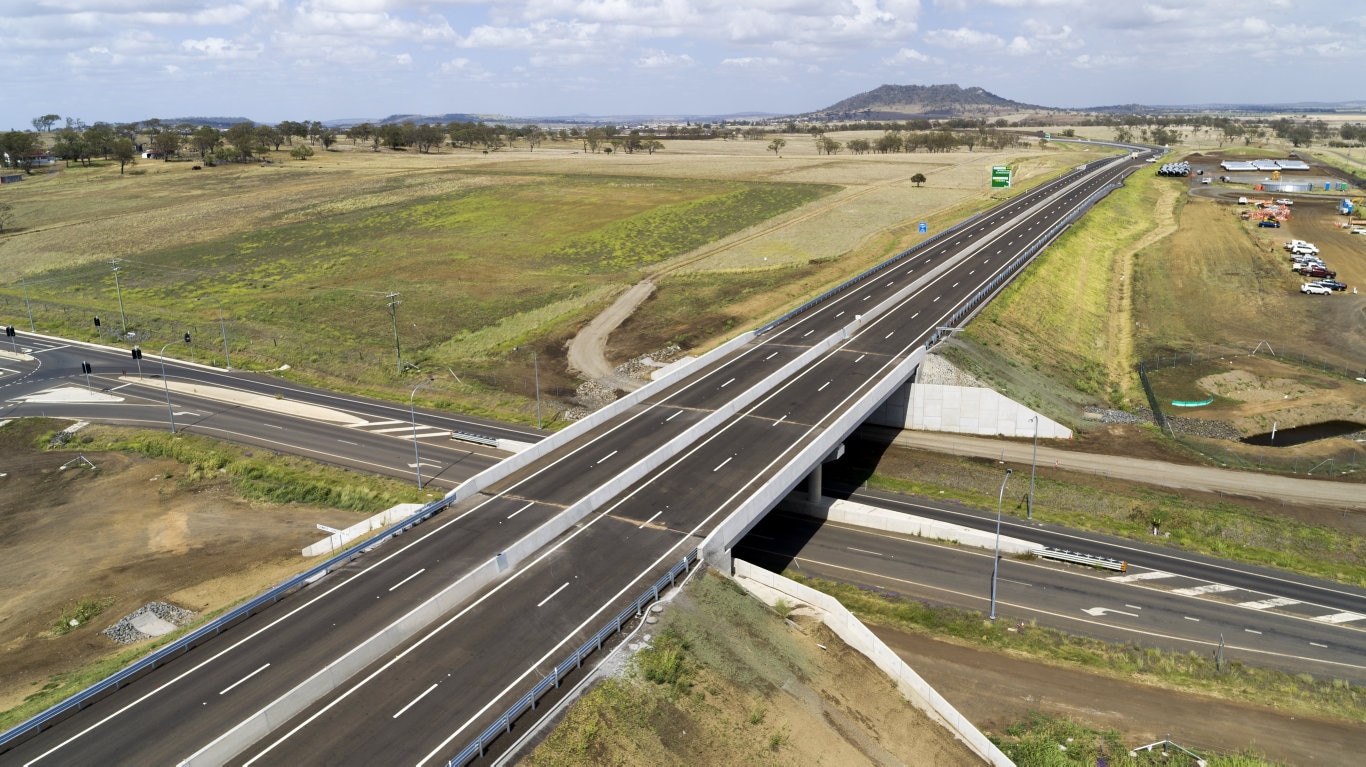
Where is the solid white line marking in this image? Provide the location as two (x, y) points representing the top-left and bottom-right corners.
(220, 664), (270, 696)
(358, 420), (406, 427)
(597, 450), (618, 465)
(665, 410), (682, 422)
(818, 381), (831, 391)
(1245, 629), (1262, 635)
(507, 501), (534, 519)
(1239, 597), (1300, 610)
(848, 547), (883, 557)
(389, 569), (426, 592)
(338, 439), (358, 446)
(1184, 616), (1200, 622)
(264, 423), (283, 430)
(1125, 605), (1143, 611)
(370, 425), (421, 434)
(640, 511), (662, 529)
(713, 456), (733, 472)
(1310, 642), (1328, 648)
(1173, 583), (1237, 596)
(31, 344), (70, 353)
(537, 582), (569, 607)
(392, 683), (439, 719)
(109, 383), (132, 391)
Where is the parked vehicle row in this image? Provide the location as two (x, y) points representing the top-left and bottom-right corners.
(1284, 240), (1347, 294)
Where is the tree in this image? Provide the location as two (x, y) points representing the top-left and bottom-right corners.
(346, 123), (375, 147)
(149, 129), (182, 160)
(847, 138), (871, 155)
(51, 128), (90, 166)
(819, 137), (841, 155)
(191, 126), (221, 158)
(643, 139), (664, 155)
(319, 128), (338, 149)
(767, 137), (786, 156)
(111, 137), (136, 175)
(290, 144), (315, 160)
(257, 124), (284, 151)
(31, 114), (60, 132)
(910, 173), (927, 187)
(1, 131), (43, 174)
(224, 122), (260, 160)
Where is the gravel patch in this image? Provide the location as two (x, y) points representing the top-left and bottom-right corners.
(103, 602), (196, 644)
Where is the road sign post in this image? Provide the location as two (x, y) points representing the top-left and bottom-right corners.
(991, 166), (1012, 189)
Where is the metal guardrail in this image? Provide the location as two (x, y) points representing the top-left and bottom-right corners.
(446, 549), (699, 767)
(1036, 546), (1127, 572)
(451, 429), (500, 447)
(0, 493), (457, 752)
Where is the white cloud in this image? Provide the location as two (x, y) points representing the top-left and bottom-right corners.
(923, 26), (1004, 51)
(636, 49), (694, 69)
(884, 47), (930, 64)
(181, 36), (261, 59)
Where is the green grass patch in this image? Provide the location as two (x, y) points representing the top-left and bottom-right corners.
(993, 712), (1283, 766)
(789, 573), (1366, 725)
(50, 597), (115, 637)
(858, 461), (1366, 588)
(75, 428), (424, 512)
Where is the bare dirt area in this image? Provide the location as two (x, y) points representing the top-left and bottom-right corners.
(524, 571), (985, 766)
(871, 626), (1365, 765)
(0, 419), (359, 718)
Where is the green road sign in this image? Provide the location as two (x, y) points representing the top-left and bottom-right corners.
(991, 165), (1012, 189)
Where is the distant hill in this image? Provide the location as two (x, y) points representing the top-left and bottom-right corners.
(810, 84), (1050, 120)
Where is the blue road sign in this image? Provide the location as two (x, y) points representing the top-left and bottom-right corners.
(918, 222), (927, 233)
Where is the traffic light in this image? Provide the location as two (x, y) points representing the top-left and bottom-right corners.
(184, 332), (191, 344)
(131, 348), (142, 360)
(4, 326), (13, 337)
(93, 316), (101, 328)
(81, 361), (92, 374)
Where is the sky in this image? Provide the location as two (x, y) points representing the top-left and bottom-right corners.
(3, 0), (1362, 128)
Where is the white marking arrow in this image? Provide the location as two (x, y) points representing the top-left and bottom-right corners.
(1082, 607), (1139, 618)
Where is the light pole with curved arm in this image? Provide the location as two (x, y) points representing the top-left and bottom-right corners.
(1028, 415), (1039, 520)
(160, 333), (191, 434)
(410, 377), (435, 488)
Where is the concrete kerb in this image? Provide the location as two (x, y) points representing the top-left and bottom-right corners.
(732, 561), (1013, 767)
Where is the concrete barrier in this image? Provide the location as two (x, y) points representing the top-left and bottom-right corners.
(779, 496), (1037, 555)
(732, 562), (1013, 767)
(301, 503), (425, 557)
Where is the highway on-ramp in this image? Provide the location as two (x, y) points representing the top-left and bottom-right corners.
(1, 150), (1152, 766)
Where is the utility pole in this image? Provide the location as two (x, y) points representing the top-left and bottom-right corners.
(386, 292), (402, 375)
(218, 304), (230, 371)
(111, 261), (128, 337)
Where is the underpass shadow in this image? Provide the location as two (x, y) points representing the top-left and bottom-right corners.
(819, 424), (900, 500)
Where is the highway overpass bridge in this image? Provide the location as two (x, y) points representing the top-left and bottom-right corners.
(0, 147), (1152, 766)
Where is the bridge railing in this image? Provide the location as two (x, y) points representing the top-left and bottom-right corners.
(0, 492), (455, 752)
(445, 549), (699, 767)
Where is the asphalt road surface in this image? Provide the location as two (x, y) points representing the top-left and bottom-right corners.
(734, 509), (1366, 686)
(2, 150), (1158, 766)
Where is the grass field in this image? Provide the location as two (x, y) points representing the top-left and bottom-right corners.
(0, 135), (1108, 422)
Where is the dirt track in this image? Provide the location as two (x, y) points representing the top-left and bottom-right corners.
(565, 281), (654, 379)
(878, 427), (1366, 510)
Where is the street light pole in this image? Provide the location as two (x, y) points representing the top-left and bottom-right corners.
(513, 345), (541, 429)
(1028, 415), (1039, 520)
(112, 262), (128, 338)
(160, 333), (191, 435)
(989, 468), (1012, 621)
(218, 304), (230, 371)
(410, 377), (434, 489)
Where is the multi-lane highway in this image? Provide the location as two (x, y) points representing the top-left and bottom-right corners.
(734, 503), (1366, 685)
(2, 148), (1155, 765)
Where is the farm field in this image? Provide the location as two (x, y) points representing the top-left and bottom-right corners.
(0, 135), (1111, 423)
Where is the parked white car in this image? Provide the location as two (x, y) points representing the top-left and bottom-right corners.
(1301, 283), (1331, 295)
(1289, 243), (1319, 256)
(1350, 227), (1366, 235)
(1275, 198), (1294, 205)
